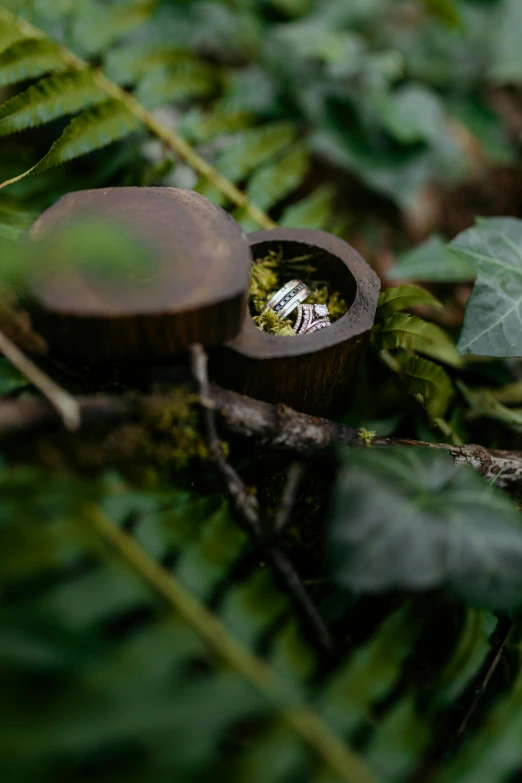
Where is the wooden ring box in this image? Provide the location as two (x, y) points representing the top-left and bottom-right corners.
(214, 228), (380, 416)
(27, 187), (380, 416)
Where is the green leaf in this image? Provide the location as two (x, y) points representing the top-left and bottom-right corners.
(0, 356), (29, 395)
(0, 199), (36, 239)
(12, 100), (140, 182)
(374, 314), (461, 367)
(0, 69), (106, 135)
(135, 61), (217, 111)
(0, 474), (376, 783)
(419, 0), (462, 27)
(458, 381), (522, 433)
(397, 354), (454, 420)
(329, 448), (522, 608)
(235, 145), (308, 229)
(211, 123), (296, 184)
(390, 235), (475, 283)
(246, 145), (308, 212)
(105, 43), (191, 85)
(280, 185), (335, 230)
(377, 284), (443, 319)
(377, 84), (446, 145)
(319, 606), (424, 736)
(0, 37), (66, 87)
(433, 665), (522, 783)
(489, 0), (522, 84)
(0, 14), (32, 55)
(72, 0), (154, 55)
(450, 217), (522, 357)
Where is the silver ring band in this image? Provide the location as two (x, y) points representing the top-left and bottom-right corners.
(262, 279), (312, 321)
(294, 303), (331, 335)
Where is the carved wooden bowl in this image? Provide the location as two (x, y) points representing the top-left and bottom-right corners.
(28, 187), (251, 361)
(212, 228), (380, 416)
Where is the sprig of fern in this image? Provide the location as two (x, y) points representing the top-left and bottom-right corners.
(0, 5), (276, 229)
(88, 504), (378, 783)
(373, 285), (457, 428)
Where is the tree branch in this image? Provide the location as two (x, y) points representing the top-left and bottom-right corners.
(0, 387), (522, 487)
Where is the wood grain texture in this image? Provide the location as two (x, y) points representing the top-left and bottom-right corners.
(28, 187), (251, 360)
(211, 229), (380, 416)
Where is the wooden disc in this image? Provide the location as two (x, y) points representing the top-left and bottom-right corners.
(28, 187), (251, 360)
(212, 228), (380, 416)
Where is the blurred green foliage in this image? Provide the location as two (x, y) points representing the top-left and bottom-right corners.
(1, 2), (522, 782)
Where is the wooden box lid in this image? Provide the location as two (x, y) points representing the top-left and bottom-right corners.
(28, 186), (251, 361)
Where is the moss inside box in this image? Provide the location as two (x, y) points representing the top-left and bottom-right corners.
(249, 247), (348, 336)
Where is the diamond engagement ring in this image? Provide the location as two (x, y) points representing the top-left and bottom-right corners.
(294, 303), (331, 335)
(262, 279), (312, 321)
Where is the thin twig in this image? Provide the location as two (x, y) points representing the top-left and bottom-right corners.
(273, 462), (306, 535)
(456, 620), (514, 739)
(190, 344), (262, 537)
(87, 505), (378, 783)
(0, 329), (80, 430)
(190, 344), (333, 652)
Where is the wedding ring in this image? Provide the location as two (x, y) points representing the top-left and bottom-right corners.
(294, 303), (331, 335)
(262, 279), (312, 321)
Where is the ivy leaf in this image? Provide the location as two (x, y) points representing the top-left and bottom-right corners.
(450, 217), (522, 357)
(330, 448), (522, 609)
(376, 284), (443, 320)
(390, 235), (475, 283)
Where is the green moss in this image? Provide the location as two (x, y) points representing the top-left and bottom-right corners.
(249, 246), (349, 336)
(253, 308), (296, 336)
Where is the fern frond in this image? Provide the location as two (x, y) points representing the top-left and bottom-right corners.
(4, 100), (140, 187)
(397, 354), (455, 420)
(0, 13), (32, 54)
(0, 69), (105, 135)
(374, 314), (462, 367)
(0, 5), (275, 228)
(235, 144), (309, 230)
(72, 0), (155, 55)
(247, 144), (309, 212)
(0, 199), (36, 238)
(376, 284), (443, 320)
(87, 505), (378, 783)
(105, 43), (199, 85)
(177, 106), (254, 144)
(319, 606), (424, 736)
(216, 123), (296, 183)
(0, 37), (65, 86)
(280, 185), (336, 229)
(135, 61), (217, 111)
(433, 657), (522, 782)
